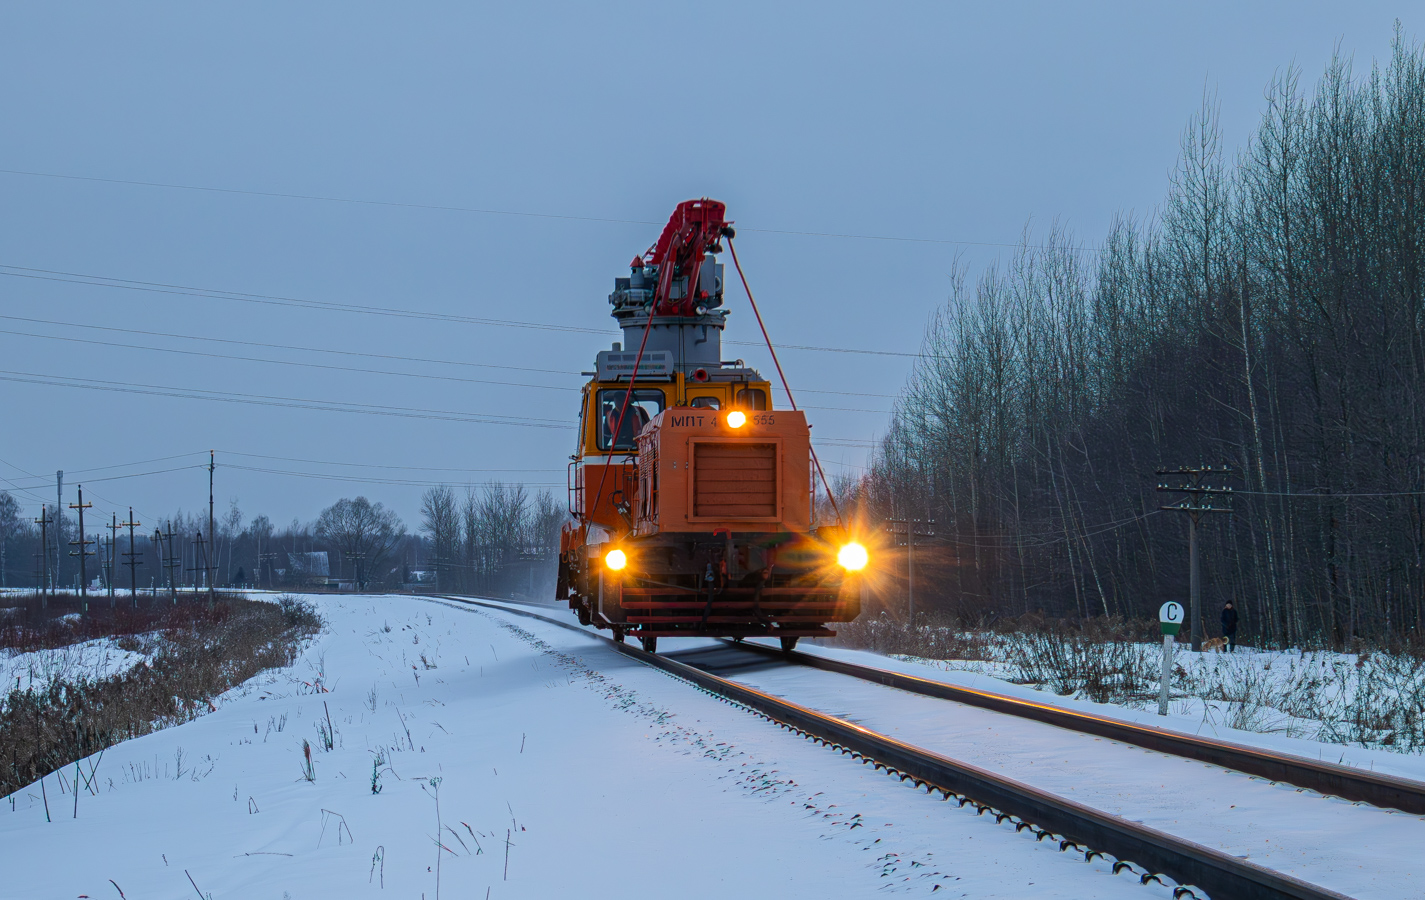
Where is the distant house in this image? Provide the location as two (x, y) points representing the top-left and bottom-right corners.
(287, 552), (331, 584)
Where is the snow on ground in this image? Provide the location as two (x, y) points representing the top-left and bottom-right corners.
(2, 637), (150, 694)
(793, 640), (1425, 784)
(676, 637), (1422, 900)
(837, 629), (1425, 756)
(0, 594), (1172, 900)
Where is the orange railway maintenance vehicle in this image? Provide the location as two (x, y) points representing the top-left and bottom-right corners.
(557, 199), (868, 653)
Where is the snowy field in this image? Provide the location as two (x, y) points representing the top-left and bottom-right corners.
(2, 635), (152, 694)
(1, 593), (1187, 900)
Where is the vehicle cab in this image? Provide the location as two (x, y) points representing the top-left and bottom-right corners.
(568, 343), (774, 538)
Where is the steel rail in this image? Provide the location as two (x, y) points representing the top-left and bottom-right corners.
(433, 595), (1353, 900)
(718, 639), (1425, 815)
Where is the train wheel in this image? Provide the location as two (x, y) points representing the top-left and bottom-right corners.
(779, 636), (800, 652)
(576, 603), (591, 626)
(639, 635), (658, 653)
(612, 627), (626, 644)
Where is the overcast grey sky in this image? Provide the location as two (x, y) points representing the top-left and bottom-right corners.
(0, 3), (1412, 531)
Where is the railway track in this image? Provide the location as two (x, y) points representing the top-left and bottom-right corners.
(433, 595), (1362, 900)
(717, 637), (1425, 815)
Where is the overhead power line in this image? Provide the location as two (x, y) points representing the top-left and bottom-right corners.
(0, 326), (575, 393)
(0, 262), (930, 363)
(1, 448), (563, 487)
(0, 168), (664, 228)
(0, 369), (572, 429)
(1235, 488), (1425, 498)
(0, 265), (610, 336)
(0, 453), (164, 523)
(0, 313), (899, 399)
(224, 463), (563, 489)
(0, 368), (884, 441)
(1, 464), (206, 491)
(4, 452), (206, 481)
(220, 450), (562, 474)
(0, 313), (574, 375)
(0, 455), (58, 509)
(0, 263), (925, 361)
(0, 327), (893, 414)
(0, 166), (1091, 251)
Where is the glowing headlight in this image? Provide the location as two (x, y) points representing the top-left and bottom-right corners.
(605, 548), (627, 571)
(726, 410), (747, 428)
(837, 542), (869, 572)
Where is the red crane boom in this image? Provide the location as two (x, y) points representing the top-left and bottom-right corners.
(641, 198), (731, 317)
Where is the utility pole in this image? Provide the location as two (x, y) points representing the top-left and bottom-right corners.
(884, 517), (935, 625)
(33, 508), (51, 606)
(258, 551), (279, 589)
(208, 451), (217, 604)
(156, 525), (176, 603)
(1156, 466), (1234, 652)
(191, 531), (212, 605)
(68, 486), (94, 611)
(121, 508), (142, 606)
(343, 551), (365, 592)
(166, 523), (181, 602)
(106, 513), (121, 604)
(32, 546), (45, 600)
(100, 530), (111, 604)
(54, 470), (63, 597)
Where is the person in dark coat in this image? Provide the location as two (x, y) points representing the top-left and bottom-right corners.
(1220, 600), (1239, 652)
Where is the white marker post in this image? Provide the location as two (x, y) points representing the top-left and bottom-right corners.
(1158, 601), (1183, 716)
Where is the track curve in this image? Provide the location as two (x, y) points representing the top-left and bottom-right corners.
(714, 637), (1425, 815)
(431, 595), (1355, 900)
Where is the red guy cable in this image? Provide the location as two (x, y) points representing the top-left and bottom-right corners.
(726, 237), (843, 526)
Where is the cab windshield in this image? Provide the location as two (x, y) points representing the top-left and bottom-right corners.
(597, 389), (665, 450)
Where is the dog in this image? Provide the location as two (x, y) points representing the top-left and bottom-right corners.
(1201, 636), (1229, 652)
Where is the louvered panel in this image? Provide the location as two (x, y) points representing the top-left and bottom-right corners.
(693, 442), (777, 518)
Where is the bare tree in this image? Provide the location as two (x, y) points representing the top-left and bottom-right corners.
(863, 34), (1425, 648)
(316, 497), (405, 590)
(420, 486), (461, 591)
(0, 491), (19, 587)
(221, 500), (243, 586)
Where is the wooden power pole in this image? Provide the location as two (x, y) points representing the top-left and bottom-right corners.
(33, 509), (50, 606)
(68, 486), (94, 611)
(343, 551), (365, 592)
(163, 522), (181, 603)
(54, 470), (62, 599)
(121, 508), (143, 606)
(884, 517), (935, 625)
(1156, 466), (1234, 652)
(106, 513), (121, 604)
(208, 451), (217, 604)
(191, 531), (213, 605)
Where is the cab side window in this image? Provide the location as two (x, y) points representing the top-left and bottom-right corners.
(597, 389), (665, 450)
(689, 396), (720, 409)
(736, 388), (767, 410)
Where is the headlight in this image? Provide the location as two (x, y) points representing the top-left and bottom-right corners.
(726, 410), (746, 428)
(605, 548), (627, 571)
(837, 542), (868, 571)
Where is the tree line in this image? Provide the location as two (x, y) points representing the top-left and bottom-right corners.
(419, 483), (563, 597)
(855, 29), (1425, 648)
(0, 481), (563, 599)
